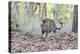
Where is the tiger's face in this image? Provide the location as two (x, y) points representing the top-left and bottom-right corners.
(41, 19), (56, 34)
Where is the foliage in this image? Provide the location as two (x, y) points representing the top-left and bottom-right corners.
(46, 4), (74, 23)
(56, 4), (74, 23)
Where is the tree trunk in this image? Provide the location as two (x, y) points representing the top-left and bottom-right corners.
(8, 1), (12, 53)
(44, 3), (46, 18)
(72, 5), (78, 33)
(40, 3), (46, 19)
(29, 2), (35, 16)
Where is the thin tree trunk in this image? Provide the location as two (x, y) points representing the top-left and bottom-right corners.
(44, 3), (46, 18)
(40, 3), (46, 19)
(8, 1), (12, 53)
(72, 5), (78, 33)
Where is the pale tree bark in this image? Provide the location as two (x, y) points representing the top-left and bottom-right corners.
(40, 3), (46, 19)
(29, 2), (36, 16)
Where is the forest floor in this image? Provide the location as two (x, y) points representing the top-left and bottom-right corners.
(10, 26), (78, 53)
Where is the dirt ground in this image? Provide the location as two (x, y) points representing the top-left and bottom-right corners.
(10, 29), (78, 53)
